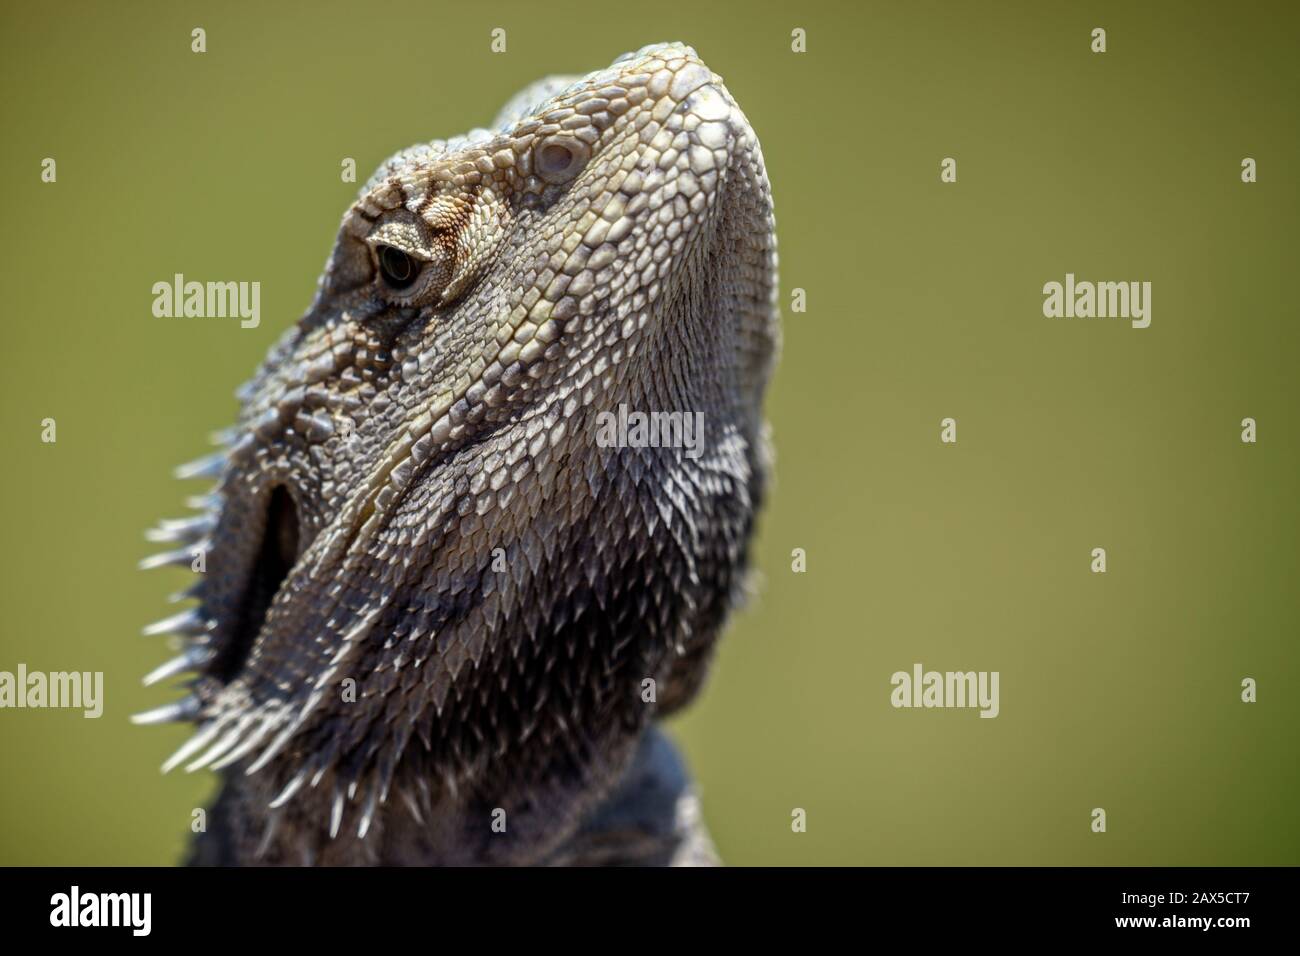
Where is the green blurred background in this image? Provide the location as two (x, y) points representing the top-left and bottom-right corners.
(1, 0), (1297, 865)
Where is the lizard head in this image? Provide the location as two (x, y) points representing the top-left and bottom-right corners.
(139, 42), (778, 858)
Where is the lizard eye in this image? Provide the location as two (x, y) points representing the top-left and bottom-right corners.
(377, 245), (419, 290)
(534, 136), (590, 184)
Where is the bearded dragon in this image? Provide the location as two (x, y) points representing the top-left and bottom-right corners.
(135, 42), (779, 866)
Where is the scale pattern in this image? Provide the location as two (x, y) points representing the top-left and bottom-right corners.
(139, 42), (778, 865)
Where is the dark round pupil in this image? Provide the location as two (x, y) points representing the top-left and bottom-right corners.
(379, 246), (416, 288)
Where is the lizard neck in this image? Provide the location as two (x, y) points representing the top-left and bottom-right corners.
(189, 726), (715, 866)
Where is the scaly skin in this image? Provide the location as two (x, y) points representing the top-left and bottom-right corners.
(137, 42), (778, 865)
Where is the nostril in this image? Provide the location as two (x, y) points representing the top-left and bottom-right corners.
(534, 136), (590, 184)
(540, 144), (573, 171)
(214, 486), (299, 683)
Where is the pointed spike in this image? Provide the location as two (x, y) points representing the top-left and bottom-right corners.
(138, 542), (209, 572)
(357, 788), (378, 839)
(244, 712), (295, 776)
(439, 767), (459, 801)
(208, 718), (278, 771)
(209, 426), (241, 448)
(144, 525), (177, 545)
(141, 608), (206, 638)
(167, 582), (204, 604)
(400, 788), (425, 825)
(174, 452), (227, 481)
(137, 547), (193, 571)
(186, 720), (253, 773)
(145, 514), (215, 544)
(256, 811), (282, 860)
(227, 432), (255, 459)
(269, 767), (310, 809)
(131, 696), (199, 726)
(329, 789), (345, 839)
(185, 493), (221, 512)
(142, 646), (212, 686)
(242, 681), (332, 778)
(161, 719), (227, 773)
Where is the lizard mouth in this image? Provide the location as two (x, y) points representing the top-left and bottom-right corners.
(213, 485), (300, 682)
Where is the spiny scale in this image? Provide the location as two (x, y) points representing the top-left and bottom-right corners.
(131, 695), (199, 726)
(185, 719), (256, 773)
(138, 541), (209, 571)
(145, 514), (215, 544)
(173, 451), (227, 480)
(142, 646), (212, 686)
(141, 607), (207, 637)
(161, 720), (226, 773)
(207, 718), (280, 772)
